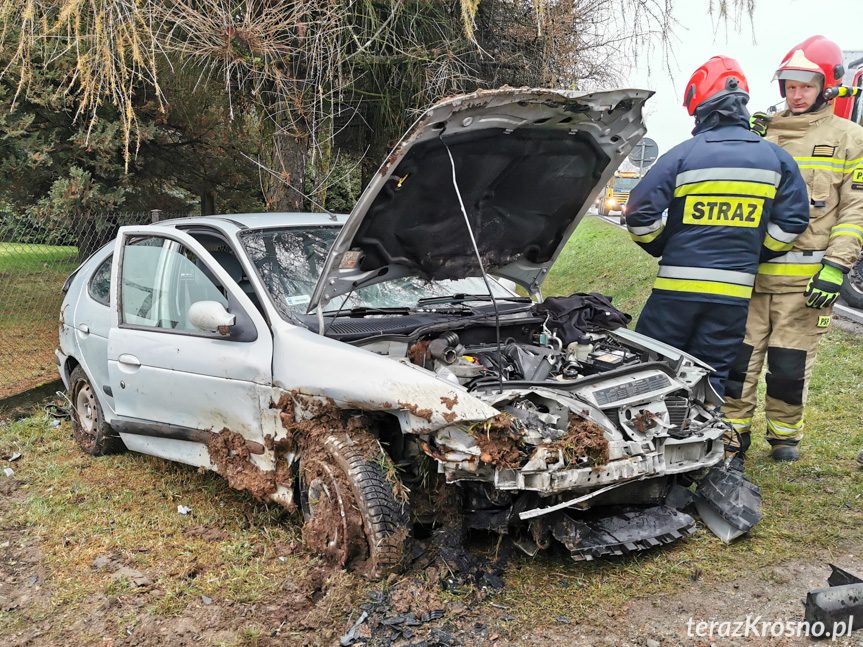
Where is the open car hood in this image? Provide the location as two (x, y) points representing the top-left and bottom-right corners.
(309, 87), (652, 311)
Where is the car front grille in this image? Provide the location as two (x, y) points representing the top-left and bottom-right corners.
(665, 396), (690, 438)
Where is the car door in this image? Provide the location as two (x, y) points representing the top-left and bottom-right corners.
(106, 226), (274, 466)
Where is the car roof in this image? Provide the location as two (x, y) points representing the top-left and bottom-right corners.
(161, 212), (349, 233)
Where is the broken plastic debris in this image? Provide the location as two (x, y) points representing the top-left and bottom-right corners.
(693, 459), (762, 543)
(3, 468), (14, 477)
(552, 505), (696, 560)
(49, 419), (61, 429)
(8, 453), (21, 462)
(177, 505), (192, 515)
(340, 610), (369, 646)
(804, 566), (863, 636)
(201, 595), (212, 605)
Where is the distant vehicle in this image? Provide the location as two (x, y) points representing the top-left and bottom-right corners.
(596, 171), (640, 220)
(835, 53), (863, 308)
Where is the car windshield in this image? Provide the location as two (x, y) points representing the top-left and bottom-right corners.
(239, 225), (512, 319)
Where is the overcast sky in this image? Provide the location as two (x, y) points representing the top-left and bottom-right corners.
(626, 0), (863, 157)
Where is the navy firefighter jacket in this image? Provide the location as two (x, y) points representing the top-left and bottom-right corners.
(625, 119), (810, 305)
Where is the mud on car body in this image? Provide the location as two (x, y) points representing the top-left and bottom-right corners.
(57, 88), (758, 576)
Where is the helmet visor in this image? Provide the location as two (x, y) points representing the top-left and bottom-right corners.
(774, 69), (824, 88)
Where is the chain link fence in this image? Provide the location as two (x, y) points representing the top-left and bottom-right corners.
(0, 211), (189, 400)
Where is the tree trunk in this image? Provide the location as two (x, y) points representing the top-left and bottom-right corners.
(201, 190), (216, 216)
(270, 131), (309, 212)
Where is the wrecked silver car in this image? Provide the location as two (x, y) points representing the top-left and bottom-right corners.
(57, 88), (757, 576)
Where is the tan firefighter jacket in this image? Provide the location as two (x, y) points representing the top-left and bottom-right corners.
(755, 103), (863, 292)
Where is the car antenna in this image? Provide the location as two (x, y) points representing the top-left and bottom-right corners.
(239, 152), (337, 219)
(442, 140), (504, 394)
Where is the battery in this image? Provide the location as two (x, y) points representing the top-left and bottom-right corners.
(589, 349), (636, 372)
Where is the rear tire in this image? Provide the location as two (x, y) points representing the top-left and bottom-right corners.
(69, 366), (125, 456)
(299, 431), (410, 577)
(840, 260), (863, 309)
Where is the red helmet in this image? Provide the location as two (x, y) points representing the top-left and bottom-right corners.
(773, 35), (845, 96)
(683, 56), (750, 116)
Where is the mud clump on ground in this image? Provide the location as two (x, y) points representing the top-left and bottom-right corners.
(472, 413), (522, 469)
(182, 524), (227, 542)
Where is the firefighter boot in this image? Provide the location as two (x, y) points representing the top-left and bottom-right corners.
(768, 439), (800, 462)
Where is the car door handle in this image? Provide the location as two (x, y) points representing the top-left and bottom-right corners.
(118, 354), (141, 367)
(80, 324), (90, 334)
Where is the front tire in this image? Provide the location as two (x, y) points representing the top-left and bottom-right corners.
(840, 260), (863, 309)
(69, 366), (125, 456)
(299, 431), (410, 577)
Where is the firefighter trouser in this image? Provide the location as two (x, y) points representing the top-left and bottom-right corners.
(635, 293), (749, 399)
(723, 291), (832, 444)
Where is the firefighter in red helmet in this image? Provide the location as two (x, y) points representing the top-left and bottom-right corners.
(725, 36), (863, 462)
(626, 57), (809, 406)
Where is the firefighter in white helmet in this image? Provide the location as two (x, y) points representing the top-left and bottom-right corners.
(724, 36), (863, 462)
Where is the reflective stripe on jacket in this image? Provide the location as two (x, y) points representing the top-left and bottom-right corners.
(756, 104), (863, 293)
(626, 124), (810, 304)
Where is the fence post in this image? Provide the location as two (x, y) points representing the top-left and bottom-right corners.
(150, 209), (162, 223)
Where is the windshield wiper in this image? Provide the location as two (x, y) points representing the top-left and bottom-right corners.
(326, 306), (411, 317)
(418, 293), (532, 306)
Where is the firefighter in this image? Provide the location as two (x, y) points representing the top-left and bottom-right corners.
(626, 56), (810, 402)
(724, 36), (863, 462)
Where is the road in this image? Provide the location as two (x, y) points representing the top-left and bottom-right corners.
(590, 208), (863, 325)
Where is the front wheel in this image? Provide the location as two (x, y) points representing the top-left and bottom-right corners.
(299, 431), (410, 577)
(69, 366), (125, 456)
(840, 259), (863, 309)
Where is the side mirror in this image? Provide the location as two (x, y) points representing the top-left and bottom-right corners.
(188, 301), (236, 334)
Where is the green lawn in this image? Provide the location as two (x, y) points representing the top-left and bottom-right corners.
(542, 214), (658, 319)
(0, 242), (79, 274)
(1, 242), (81, 397)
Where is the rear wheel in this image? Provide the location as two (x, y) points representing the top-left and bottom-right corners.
(840, 259), (863, 309)
(69, 366), (125, 456)
(299, 431), (410, 577)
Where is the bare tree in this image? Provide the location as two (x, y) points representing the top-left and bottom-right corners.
(0, 0), (755, 209)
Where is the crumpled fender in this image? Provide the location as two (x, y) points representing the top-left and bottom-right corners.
(272, 326), (498, 430)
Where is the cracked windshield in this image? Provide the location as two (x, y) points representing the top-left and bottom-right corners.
(240, 225), (510, 317)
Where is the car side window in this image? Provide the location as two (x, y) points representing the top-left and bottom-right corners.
(120, 236), (228, 332)
(89, 255), (112, 305)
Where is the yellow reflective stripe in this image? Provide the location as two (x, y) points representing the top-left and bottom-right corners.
(629, 225), (664, 243)
(830, 229), (863, 243)
(674, 181), (777, 199)
(795, 161), (862, 173)
(831, 223), (863, 233)
(766, 417), (803, 436)
(795, 156), (863, 167)
(763, 234), (795, 252)
(654, 277), (752, 298)
(724, 418), (752, 426)
(757, 263), (821, 276)
(723, 418), (753, 431)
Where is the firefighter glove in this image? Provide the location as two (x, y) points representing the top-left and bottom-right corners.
(804, 264), (844, 309)
(749, 111), (772, 137)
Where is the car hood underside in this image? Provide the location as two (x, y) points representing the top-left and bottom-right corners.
(309, 87), (652, 310)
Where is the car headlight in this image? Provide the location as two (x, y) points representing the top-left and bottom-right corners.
(607, 199), (617, 207)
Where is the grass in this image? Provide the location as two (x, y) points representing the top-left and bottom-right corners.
(542, 215), (659, 319)
(0, 242), (81, 397)
(2, 217), (863, 642)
